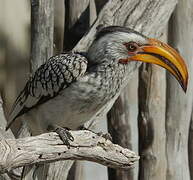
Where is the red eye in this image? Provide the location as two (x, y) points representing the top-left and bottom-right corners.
(125, 42), (138, 52)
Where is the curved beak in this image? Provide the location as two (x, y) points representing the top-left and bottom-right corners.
(129, 38), (188, 92)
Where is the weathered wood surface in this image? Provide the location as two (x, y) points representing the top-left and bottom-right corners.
(31, 0), (54, 72)
(63, 1), (97, 179)
(21, 1), (55, 179)
(0, 131), (139, 174)
(54, 0), (65, 53)
(107, 77), (139, 180)
(0, 96), (15, 180)
(166, 1), (193, 180)
(138, 32), (167, 180)
(64, 0), (90, 51)
(0, 0), (187, 179)
(189, 110), (193, 180)
(66, 1), (97, 179)
(105, 0), (177, 180)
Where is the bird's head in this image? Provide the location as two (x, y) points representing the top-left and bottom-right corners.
(88, 26), (188, 92)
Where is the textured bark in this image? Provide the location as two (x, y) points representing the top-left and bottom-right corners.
(67, 1), (97, 180)
(138, 32), (167, 180)
(74, 0), (178, 52)
(0, 0), (183, 179)
(0, 131), (139, 174)
(31, 0), (54, 72)
(105, 1), (177, 180)
(166, 1), (193, 180)
(107, 85), (137, 180)
(189, 111), (193, 180)
(54, 0), (65, 54)
(64, 0), (90, 51)
(138, 66), (165, 179)
(63, 1), (97, 179)
(0, 96), (15, 180)
(21, 0), (54, 179)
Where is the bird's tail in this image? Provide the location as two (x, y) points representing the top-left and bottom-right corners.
(6, 89), (27, 130)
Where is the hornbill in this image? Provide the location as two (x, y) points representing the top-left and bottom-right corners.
(6, 26), (188, 145)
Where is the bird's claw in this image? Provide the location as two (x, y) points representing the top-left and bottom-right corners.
(55, 127), (74, 148)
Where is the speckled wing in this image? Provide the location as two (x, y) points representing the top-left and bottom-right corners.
(6, 52), (88, 130)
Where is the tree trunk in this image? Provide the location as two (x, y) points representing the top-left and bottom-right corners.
(189, 110), (193, 180)
(21, 0), (54, 179)
(63, 1), (96, 179)
(64, 0), (90, 51)
(166, 1), (193, 179)
(31, 0), (54, 72)
(138, 31), (167, 180)
(2, 0), (192, 179)
(107, 79), (138, 180)
(107, 1), (177, 180)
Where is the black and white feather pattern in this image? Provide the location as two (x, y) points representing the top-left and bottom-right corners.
(6, 52), (88, 130)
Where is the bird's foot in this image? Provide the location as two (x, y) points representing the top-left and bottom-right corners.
(79, 126), (112, 141)
(48, 125), (74, 148)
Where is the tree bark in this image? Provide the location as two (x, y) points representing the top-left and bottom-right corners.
(189, 110), (193, 180)
(166, 1), (193, 179)
(0, 130), (139, 174)
(107, 82), (138, 180)
(138, 31), (167, 180)
(21, 0), (54, 179)
(31, 0), (54, 72)
(54, 0), (65, 54)
(0, 0), (184, 179)
(0, 96), (15, 180)
(64, 0), (90, 51)
(106, 0), (177, 180)
(63, 1), (96, 179)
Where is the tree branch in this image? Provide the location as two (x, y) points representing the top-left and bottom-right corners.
(0, 0), (179, 178)
(0, 131), (139, 174)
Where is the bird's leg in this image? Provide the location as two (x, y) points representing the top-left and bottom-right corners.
(78, 125), (112, 141)
(47, 125), (74, 148)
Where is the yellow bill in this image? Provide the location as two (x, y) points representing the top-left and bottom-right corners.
(129, 38), (188, 92)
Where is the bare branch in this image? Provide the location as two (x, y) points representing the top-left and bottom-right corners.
(0, 0), (179, 179)
(0, 131), (139, 174)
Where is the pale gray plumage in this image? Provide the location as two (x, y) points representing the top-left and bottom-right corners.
(7, 26), (148, 135)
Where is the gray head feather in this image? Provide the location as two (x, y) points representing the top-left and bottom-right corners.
(87, 26), (148, 64)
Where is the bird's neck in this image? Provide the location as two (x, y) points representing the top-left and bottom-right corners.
(87, 60), (133, 101)
(86, 48), (141, 100)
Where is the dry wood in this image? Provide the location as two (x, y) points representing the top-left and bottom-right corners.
(21, 0), (55, 179)
(107, 93), (133, 180)
(0, 96), (16, 180)
(31, 0), (54, 72)
(0, 131), (139, 174)
(166, 1), (193, 179)
(54, 0), (65, 53)
(189, 111), (193, 180)
(66, 1), (97, 179)
(138, 32), (167, 180)
(57, 0), (95, 179)
(138, 65), (167, 180)
(0, 0), (184, 179)
(64, 0), (90, 51)
(105, 0), (177, 180)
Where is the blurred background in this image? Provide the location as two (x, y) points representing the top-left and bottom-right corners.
(0, 0), (30, 112)
(0, 0), (193, 180)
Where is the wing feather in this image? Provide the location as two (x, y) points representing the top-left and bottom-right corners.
(6, 52), (88, 130)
